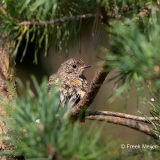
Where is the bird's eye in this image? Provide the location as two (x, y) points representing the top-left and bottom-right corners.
(72, 64), (77, 68)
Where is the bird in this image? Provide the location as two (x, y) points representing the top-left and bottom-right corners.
(48, 57), (91, 108)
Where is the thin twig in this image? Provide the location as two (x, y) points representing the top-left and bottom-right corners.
(0, 4), (159, 27)
(18, 5), (158, 26)
(87, 110), (158, 124)
(86, 115), (159, 139)
(18, 13), (101, 26)
(0, 5), (16, 21)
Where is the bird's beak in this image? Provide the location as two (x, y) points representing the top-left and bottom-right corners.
(84, 64), (91, 69)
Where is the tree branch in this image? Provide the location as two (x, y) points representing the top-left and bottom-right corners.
(86, 115), (159, 139)
(17, 5), (158, 26)
(0, 4), (157, 28)
(87, 110), (158, 124)
(18, 13), (101, 26)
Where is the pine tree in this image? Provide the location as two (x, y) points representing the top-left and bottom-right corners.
(0, 0), (160, 159)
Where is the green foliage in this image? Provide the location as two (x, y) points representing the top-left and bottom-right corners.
(103, 11), (160, 104)
(149, 99), (160, 137)
(0, 77), (108, 159)
(0, 0), (97, 63)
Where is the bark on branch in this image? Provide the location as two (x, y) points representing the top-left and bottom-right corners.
(86, 115), (159, 139)
(0, 38), (16, 156)
(19, 13), (100, 26)
(87, 110), (158, 124)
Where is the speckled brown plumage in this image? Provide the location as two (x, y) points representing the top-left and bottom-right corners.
(48, 57), (91, 107)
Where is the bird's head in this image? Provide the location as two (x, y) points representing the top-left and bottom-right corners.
(58, 57), (91, 77)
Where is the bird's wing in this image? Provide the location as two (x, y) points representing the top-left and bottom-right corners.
(48, 74), (89, 108)
(60, 78), (89, 107)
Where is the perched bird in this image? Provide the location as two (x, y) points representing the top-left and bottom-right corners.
(48, 57), (91, 107)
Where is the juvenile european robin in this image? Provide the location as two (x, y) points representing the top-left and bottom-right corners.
(48, 57), (91, 107)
